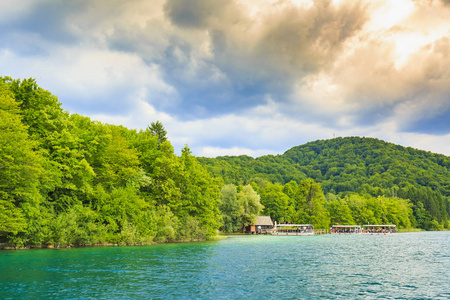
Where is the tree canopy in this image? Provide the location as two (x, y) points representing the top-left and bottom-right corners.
(200, 137), (449, 230)
(1, 77), (448, 248)
(0, 77), (223, 247)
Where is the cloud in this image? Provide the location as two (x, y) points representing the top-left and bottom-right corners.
(164, 0), (237, 29)
(0, 1), (85, 56)
(0, 45), (175, 117)
(206, 0), (369, 111)
(0, 0), (450, 157)
(105, 0), (370, 120)
(103, 93), (450, 158)
(199, 146), (277, 158)
(281, 0), (450, 132)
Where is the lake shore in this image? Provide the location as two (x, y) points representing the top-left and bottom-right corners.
(0, 235), (228, 250)
(4, 228), (450, 250)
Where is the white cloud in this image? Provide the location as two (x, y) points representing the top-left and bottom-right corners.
(198, 147), (277, 158)
(1, 0), (450, 157)
(0, 0), (36, 22)
(0, 44), (176, 115)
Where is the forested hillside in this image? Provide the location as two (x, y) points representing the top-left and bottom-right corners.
(197, 154), (307, 184)
(199, 137), (450, 230)
(284, 137), (450, 196)
(0, 77), (222, 248)
(2, 77), (448, 249)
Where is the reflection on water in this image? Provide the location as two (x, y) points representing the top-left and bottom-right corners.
(1, 232), (449, 299)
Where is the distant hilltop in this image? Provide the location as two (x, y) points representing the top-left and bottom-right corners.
(198, 136), (450, 196)
(198, 136), (450, 231)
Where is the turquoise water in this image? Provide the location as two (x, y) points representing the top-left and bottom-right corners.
(1, 232), (449, 299)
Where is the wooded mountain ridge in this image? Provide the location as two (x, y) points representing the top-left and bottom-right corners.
(198, 137), (450, 229)
(199, 137), (450, 195)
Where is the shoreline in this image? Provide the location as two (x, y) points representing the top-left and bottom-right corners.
(0, 235), (227, 251)
(3, 230), (449, 250)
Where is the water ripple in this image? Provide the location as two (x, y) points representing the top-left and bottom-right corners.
(0, 232), (449, 299)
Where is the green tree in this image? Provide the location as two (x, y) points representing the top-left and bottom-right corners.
(219, 184), (243, 232)
(296, 179), (329, 228)
(178, 145), (221, 237)
(345, 194), (375, 225)
(149, 121), (167, 149)
(0, 80), (46, 244)
(260, 182), (290, 223)
(96, 125), (141, 189)
(238, 185), (264, 229)
(326, 199), (355, 225)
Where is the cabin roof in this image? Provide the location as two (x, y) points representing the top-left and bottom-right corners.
(363, 224), (396, 227)
(254, 216), (273, 226)
(332, 225), (362, 228)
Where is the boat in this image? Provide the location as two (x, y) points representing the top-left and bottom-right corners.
(331, 225), (362, 234)
(272, 222), (314, 236)
(362, 224), (396, 234)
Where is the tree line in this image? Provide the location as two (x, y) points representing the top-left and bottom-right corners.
(1, 77), (448, 248)
(219, 178), (416, 232)
(1, 77), (222, 248)
(200, 138), (450, 231)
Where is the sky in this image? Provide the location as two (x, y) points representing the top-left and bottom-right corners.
(1, 0), (450, 157)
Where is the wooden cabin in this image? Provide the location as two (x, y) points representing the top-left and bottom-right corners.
(247, 216), (274, 234)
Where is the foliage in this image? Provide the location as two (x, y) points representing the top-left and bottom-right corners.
(1, 76), (447, 249)
(149, 121), (167, 149)
(197, 154), (307, 185)
(255, 179), (329, 229)
(238, 185), (264, 228)
(219, 184), (264, 232)
(0, 77), (223, 247)
(219, 184), (242, 232)
(199, 137), (449, 230)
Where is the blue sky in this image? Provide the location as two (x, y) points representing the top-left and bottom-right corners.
(1, 0), (450, 157)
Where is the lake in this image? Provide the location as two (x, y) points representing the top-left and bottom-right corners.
(1, 232), (449, 299)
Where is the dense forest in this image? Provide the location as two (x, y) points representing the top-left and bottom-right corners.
(199, 138), (450, 231)
(0, 77), (223, 248)
(1, 77), (449, 249)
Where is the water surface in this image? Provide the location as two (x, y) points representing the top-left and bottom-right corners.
(1, 232), (449, 299)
